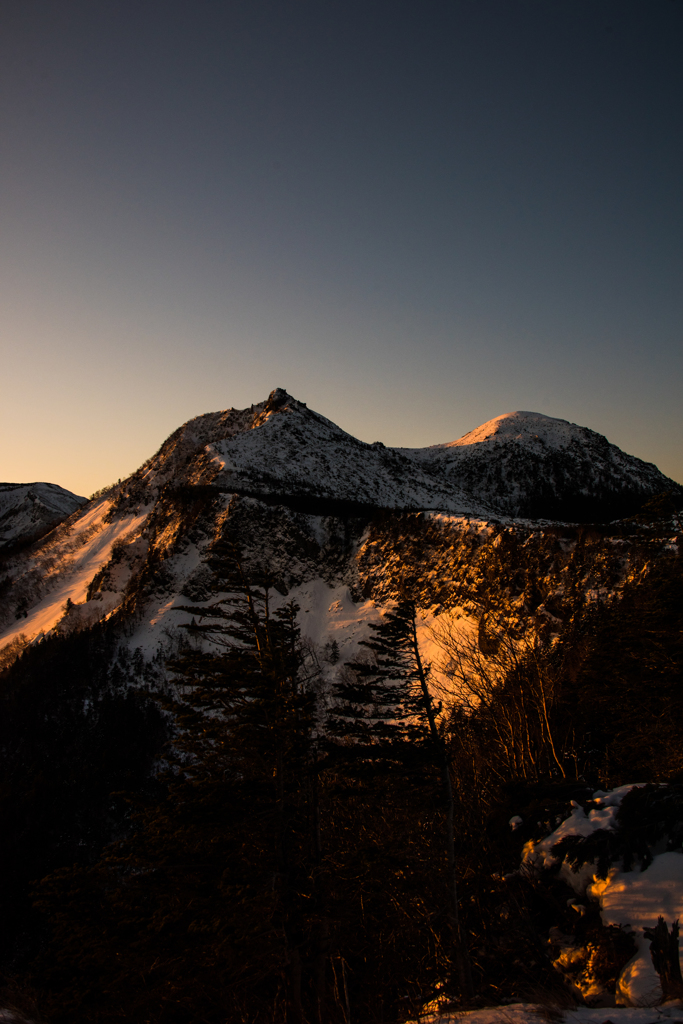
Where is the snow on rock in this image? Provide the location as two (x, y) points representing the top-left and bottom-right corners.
(410, 1002), (683, 1024)
(521, 785), (683, 1007)
(130, 577), (389, 687)
(593, 854), (683, 1007)
(0, 481), (86, 549)
(446, 411), (584, 449)
(289, 579), (383, 658)
(521, 786), (644, 889)
(129, 389), (494, 516)
(124, 537), (224, 661)
(141, 392), (676, 523)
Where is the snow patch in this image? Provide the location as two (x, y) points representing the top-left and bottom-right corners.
(411, 1002), (683, 1024)
(522, 786), (683, 1007)
(287, 578), (385, 664)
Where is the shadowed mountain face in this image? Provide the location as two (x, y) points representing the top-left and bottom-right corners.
(402, 410), (679, 522)
(119, 390), (677, 523)
(0, 482), (86, 550)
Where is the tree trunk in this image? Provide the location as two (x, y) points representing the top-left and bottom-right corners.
(645, 917), (683, 1000)
(311, 756), (330, 1024)
(289, 947), (304, 1024)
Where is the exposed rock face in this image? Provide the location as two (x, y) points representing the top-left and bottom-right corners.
(0, 482), (86, 551)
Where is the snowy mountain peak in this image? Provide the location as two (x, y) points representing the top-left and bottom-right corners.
(448, 411), (581, 449)
(105, 391), (680, 524)
(408, 409), (677, 520)
(125, 388), (490, 516)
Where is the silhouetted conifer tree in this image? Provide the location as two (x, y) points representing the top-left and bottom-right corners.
(328, 599), (473, 998)
(170, 542), (321, 1022)
(32, 546), (326, 1024)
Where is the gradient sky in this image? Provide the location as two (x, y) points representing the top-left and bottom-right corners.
(1, 0), (681, 497)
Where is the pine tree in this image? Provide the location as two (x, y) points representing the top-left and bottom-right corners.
(32, 544), (341, 1024)
(328, 601), (428, 756)
(170, 543), (321, 1022)
(328, 599), (473, 999)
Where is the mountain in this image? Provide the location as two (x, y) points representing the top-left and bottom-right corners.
(0, 482), (86, 551)
(1, 389), (678, 663)
(112, 389), (678, 522)
(403, 409), (679, 521)
(115, 387), (493, 517)
(1, 389), (682, 1021)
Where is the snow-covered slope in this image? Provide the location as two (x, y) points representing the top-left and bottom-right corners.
(1, 390), (678, 662)
(111, 392), (677, 524)
(0, 482), (86, 550)
(117, 388), (494, 517)
(522, 785), (683, 1007)
(403, 411), (678, 521)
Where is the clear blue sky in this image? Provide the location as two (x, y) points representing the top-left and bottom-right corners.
(1, 0), (681, 496)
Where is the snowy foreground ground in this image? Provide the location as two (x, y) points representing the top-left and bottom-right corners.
(3, 1004), (683, 1024)
(411, 1003), (683, 1024)
(417, 784), (683, 1020)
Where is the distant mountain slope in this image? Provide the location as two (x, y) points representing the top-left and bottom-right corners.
(403, 410), (679, 521)
(0, 482), (86, 550)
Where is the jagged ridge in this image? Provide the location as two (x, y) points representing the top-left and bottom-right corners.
(110, 391), (678, 523)
(112, 388), (493, 518)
